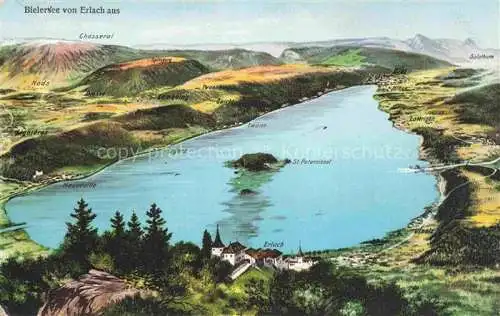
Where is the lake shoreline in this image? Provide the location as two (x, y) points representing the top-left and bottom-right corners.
(1, 71), (457, 258)
(0, 83), (361, 257)
(316, 80), (449, 257)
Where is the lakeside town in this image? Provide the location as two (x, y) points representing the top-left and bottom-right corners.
(210, 225), (318, 280)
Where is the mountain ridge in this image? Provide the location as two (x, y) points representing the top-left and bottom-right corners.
(0, 41), (282, 90)
(132, 34), (499, 65)
(76, 57), (210, 97)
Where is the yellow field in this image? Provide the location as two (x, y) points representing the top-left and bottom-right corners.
(182, 64), (342, 88)
(376, 68), (500, 228)
(190, 91), (241, 113)
(114, 57), (186, 70)
(463, 170), (500, 227)
(73, 102), (154, 114)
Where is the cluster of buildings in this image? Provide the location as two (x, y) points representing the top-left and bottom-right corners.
(211, 225), (317, 272)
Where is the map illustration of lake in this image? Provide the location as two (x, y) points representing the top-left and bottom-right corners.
(0, 1), (498, 315)
(7, 86), (437, 251)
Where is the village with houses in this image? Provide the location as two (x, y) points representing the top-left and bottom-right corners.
(210, 225), (318, 280)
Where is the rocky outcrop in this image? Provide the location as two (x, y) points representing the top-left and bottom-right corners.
(37, 270), (143, 316)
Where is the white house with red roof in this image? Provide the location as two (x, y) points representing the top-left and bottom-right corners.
(244, 248), (282, 267)
(275, 242), (316, 272)
(221, 241), (247, 266)
(210, 226), (317, 274)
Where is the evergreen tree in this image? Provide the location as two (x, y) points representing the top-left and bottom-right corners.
(127, 211), (143, 242)
(119, 211), (143, 273)
(62, 198), (98, 266)
(201, 229), (213, 261)
(143, 204), (172, 274)
(104, 211), (127, 272)
(110, 211), (126, 237)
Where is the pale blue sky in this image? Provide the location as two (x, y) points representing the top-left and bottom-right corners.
(0, 0), (498, 48)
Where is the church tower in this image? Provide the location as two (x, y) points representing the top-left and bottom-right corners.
(211, 224), (225, 257)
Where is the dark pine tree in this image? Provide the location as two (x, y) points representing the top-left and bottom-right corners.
(62, 198), (98, 266)
(110, 211), (126, 237)
(143, 204), (172, 275)
(119, 211), (143, 273)
(104, 211), (128, 271)
(201, 229), (213, 261)
(127, 211), (143, 242)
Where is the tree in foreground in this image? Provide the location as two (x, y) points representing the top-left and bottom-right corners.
(143, 203), (172, 275)
(127, 211), (143, 243)
(201, 229), (213, 261)
(101, 211), (128, 272)
(119, 211), (144, 273)
(101, 295), (199, 316)
(110, 211), (126, 237)
(244, 278), (270, 313)
(61, 198), (98, 268)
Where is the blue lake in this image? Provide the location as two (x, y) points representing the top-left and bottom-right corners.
(6, 85), (438, 253)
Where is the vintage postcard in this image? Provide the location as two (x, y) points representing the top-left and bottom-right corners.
(0, 0), (499, 315)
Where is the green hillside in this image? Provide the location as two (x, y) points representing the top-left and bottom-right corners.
(0, 103), (215, 180)
(158, 48), (283, 70)
(77, 58), (209, 97)
(446, 83), (500, 127)
(280, 46), (452, 71)
(322, 48), (366, 66)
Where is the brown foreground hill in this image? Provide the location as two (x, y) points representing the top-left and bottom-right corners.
(37, 270), (147, 316)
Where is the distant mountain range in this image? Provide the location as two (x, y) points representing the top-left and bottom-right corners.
(135, 34), (500, 66)
(0, 34), (495, 92)
(0, 41), (151, 89)
(0, 41), (281, 89)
